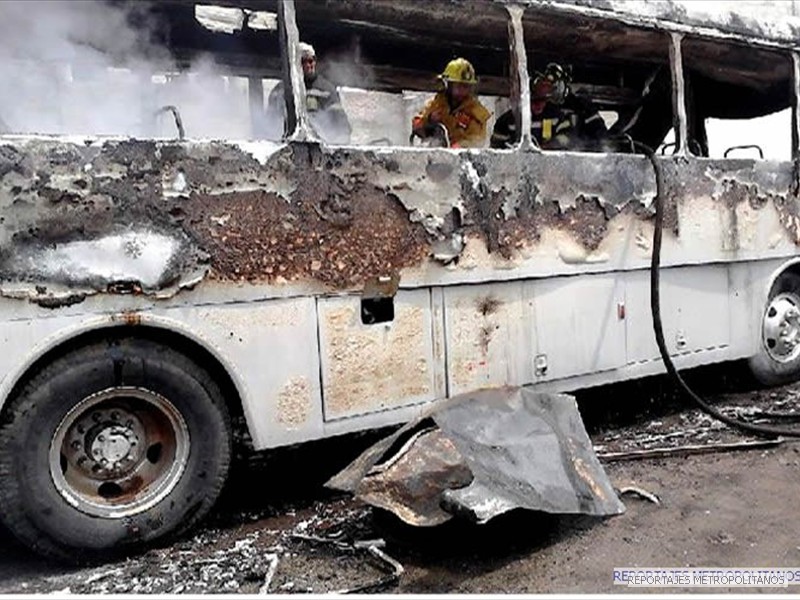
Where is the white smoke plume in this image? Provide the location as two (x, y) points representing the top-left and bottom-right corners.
(0, 1), (263, 139)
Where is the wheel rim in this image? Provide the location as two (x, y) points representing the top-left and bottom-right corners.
(763, 292), (800, 363)
(49, 387), (190, 519)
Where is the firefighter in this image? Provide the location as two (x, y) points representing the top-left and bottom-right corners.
(265, 42), (352, 144)
(411, 58), (491, 149)
(491, 63), (607, 151)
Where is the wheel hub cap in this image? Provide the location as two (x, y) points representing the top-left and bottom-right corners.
(50, 387), (190, 519)
(763, 292), (800, 363)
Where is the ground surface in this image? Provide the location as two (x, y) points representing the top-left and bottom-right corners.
(1, 361), (800, 594)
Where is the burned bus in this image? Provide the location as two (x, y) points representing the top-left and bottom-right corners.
(0, 0), (798, 560)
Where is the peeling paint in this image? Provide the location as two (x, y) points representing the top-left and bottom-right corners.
(0, 136), (798, 306)
(2, 230), (186, 290)
(320, 300), (433, 419)
(276, 376), (312, 428)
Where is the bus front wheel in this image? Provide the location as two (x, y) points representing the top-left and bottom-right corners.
(0, 337), (231, 563)
(749, 272), (800, 386)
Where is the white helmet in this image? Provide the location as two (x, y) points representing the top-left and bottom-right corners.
(299, 42), (316, 60)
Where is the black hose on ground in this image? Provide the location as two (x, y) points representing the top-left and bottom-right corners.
(635, 140), (800, 438)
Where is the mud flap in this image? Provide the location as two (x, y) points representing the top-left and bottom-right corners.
(327, 386), (625, 526)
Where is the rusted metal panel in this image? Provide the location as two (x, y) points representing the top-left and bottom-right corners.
(317, 290), (437, 420)
(1, 137), (799, 308)
(172, 298), (325, 446)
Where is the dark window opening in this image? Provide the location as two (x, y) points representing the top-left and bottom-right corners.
(682, 38), (792, 159)
(361, 297), (394, 325)
(519, 9), (672, 154)
(294, 1), (510, 148)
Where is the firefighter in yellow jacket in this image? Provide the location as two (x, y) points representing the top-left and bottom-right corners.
(412, 58), (491, 148)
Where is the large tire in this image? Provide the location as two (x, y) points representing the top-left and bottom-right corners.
(0, 337), (231, 563)
(748, 272), (800, 386)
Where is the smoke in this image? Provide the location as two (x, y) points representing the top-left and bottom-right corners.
(0, 1), (263, 139)
(311, 39), (393, 145)
(320, 40), (377, 92)
(0, 1), (432, 146)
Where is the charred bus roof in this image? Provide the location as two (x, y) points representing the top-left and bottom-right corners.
(143, 0), (794, 124)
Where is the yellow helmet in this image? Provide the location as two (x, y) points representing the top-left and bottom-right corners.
(439, 58), (478, 85)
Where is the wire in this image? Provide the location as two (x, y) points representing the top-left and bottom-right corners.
(633, 140), (800, 438)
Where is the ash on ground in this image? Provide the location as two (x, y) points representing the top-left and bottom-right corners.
(2, 361), (800, 594)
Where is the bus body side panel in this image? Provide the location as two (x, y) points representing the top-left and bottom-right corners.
(437, 260), (777, 400)
(530, 273), (627, 381)
(0, 296), (326, 450)
(0, 257), (787, 452)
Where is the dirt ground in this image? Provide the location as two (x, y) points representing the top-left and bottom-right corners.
(1, 361), (800, 594)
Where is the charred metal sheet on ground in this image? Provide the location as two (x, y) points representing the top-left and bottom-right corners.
(327, 386), (625, 526)
(356, 428), (472, 527)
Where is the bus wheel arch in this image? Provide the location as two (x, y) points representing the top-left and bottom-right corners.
(0, 325), (245, 562)
(749, 264), (800, 386)
(3, 324), (248, 432)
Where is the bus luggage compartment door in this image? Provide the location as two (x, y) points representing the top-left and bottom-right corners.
(624, 265), (730, 363)
(316, 289), (443, 421)
(528, 274), (626, 381)
(441, 275), (626, 393)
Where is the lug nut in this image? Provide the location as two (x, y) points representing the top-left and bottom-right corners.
(98, 435), (105, 442)
(71, 440), (81, 450)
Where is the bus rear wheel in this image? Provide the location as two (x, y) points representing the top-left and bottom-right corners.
(748, 272), (800, 386)
(0, 337), (231, 563)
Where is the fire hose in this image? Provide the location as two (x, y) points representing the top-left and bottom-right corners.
(635, 140), (800, 438)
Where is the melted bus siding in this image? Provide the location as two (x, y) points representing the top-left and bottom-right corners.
(0, 0), (798, 559)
